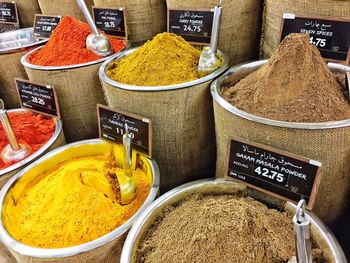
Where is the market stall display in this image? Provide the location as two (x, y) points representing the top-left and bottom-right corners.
(100, 32), (229, 192)
(212, 33), (350, 223)
(22, 16), (127, 142)
(121, 179), (346, 262)
(0, 139), (159, 262)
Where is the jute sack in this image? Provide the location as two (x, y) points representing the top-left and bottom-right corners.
(211, 61), (350, 223)
(93, 0), (166, 44)
(166, 0), (263, 65)
(14, 0), (41, 27)
(0, 243), (15, 263)
(260, 0), (350, 58)
(0, 50), (28, 109)
(100, 48), (229, 192)
(21, 47), (108, 142)
(37, 0), (94, 21)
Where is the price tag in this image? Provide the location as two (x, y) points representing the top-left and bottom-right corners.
(92, 7), (127, 38)
(0, 1), (18, 24)
(33, 14), (61, 39)
(97, 105), (152, 158)
(168, 8), (214, 45)
(226, 138), (322, 209)
(280, 14), (350, 64)
(15, 78), (60, 118)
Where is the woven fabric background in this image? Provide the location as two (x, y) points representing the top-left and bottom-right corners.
(8, 0), (41, 27)
(0, 51), (28, 109)
(102, 80), (216, 193)
(260, 0), (350, 58)
(213, 101), (350, 223)
(37, 0), (94, 21)
(24, 63), (106, 142)
(166, 0), (263, 65)
(93, 0), (166, 44)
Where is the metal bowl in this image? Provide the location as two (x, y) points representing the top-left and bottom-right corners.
(0, 108), (63, 177)
(99, 47), (229, 91)
(0, 28), (48, 54)
(21, 40), (130, 71)
(211, 60), (350, 129)
(121, 179), (346, 262)
(0, 139), (159, 258)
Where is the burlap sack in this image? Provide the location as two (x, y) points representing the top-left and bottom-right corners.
(15, 0), (41, 27)
(37, 0), (94, 21)
(0, 243), (15, 263)
(93, 0), (166, 44)
(260, 0), (350, 58)
(0, 50), (28, 109)
(166, 0), (263, 65)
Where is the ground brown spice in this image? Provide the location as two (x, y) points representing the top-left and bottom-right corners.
(138, 195), (327, 263)
(222, 33), (350, 122)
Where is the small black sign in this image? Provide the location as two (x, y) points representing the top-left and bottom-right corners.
(97, 105), (152, 158)
(33, 14), (61, 39)
(280, 14), (350, 64)
(15, 78), (60, 118)
(0, 1), (18, 24)
(226, 138), (322, 209)
(92, 7), (127, 38)
(168, 8), (214, 45)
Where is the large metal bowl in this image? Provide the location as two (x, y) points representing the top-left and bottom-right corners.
(0, 139), (159, 259)
(121, 179), (346, 263)
(0, 28), (47, 54)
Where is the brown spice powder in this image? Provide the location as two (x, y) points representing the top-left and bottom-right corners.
(138, 195), (318, 263)
(222, 33), (350, 122)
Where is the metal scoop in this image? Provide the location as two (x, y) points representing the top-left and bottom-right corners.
(76, 0), (112, 56)
(114, 124), (137, 205)
(198, 2), (222, 76)
(0, 99), (31, 163)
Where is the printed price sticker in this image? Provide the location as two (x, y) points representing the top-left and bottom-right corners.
(280, 14), (350, 64)
(168, 8), (214, 45)
(15, 78), (60, 118)
(97, 105), (152, 157)
(92, 7), (127, 38)
(33, 14), (61, 39)
(0, 1), (18, 24)
(226, 138), (322, 209)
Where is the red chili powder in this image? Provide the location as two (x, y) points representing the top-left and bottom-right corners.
(28, 16), (126, 66)
(0, 112), (55, 170)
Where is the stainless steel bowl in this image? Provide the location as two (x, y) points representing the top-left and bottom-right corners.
(99, 47), (229, 91)
(21, 40), (130, 71)
(0, 28), (48, 54)
(121, 179), (346, 262)
(0, 139), (159, 258)
(210, 60), (350, 130)
(0, 108), (63, 177)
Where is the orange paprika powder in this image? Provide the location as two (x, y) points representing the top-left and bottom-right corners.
(28, 16), (126, 66)
(0, 112), (55, 169)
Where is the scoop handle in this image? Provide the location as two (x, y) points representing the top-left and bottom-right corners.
(76, 0), (100, 35)
(123, 124), (132, 178)
(210, 5), (222, 53)
(0, 100), (20, 151)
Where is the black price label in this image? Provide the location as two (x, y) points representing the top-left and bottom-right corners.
(33, 14), (61, 39)
(92, 7), (127, 38)
(280, 14), (350, 64)
(0, 1), (18, 24)
(168, 8), (214, 45)
(226, 138), (322, 209)
(15, 78), (60, 118)
(97, 105), (152, 158)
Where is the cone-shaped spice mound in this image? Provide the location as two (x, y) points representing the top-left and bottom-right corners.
(223, 33), (350, 122)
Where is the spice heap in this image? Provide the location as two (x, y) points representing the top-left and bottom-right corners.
(138, 194), (325, 263)
(106, 32), (201, 86)
(2, 148), (150, 248)
(223, 33), (350, 122)
(0, 112), (55, 169)
(28, 16), (126, 66)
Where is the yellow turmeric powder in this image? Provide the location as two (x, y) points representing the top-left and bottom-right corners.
(2, 152), (150, 248)
(106, 32), (201, 86)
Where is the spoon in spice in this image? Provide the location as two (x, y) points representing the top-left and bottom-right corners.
(198, 1), (222, 77)
(76, 0), (112, 56)
(114, 124), (137, 205)
(0, 99), (31, 163)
